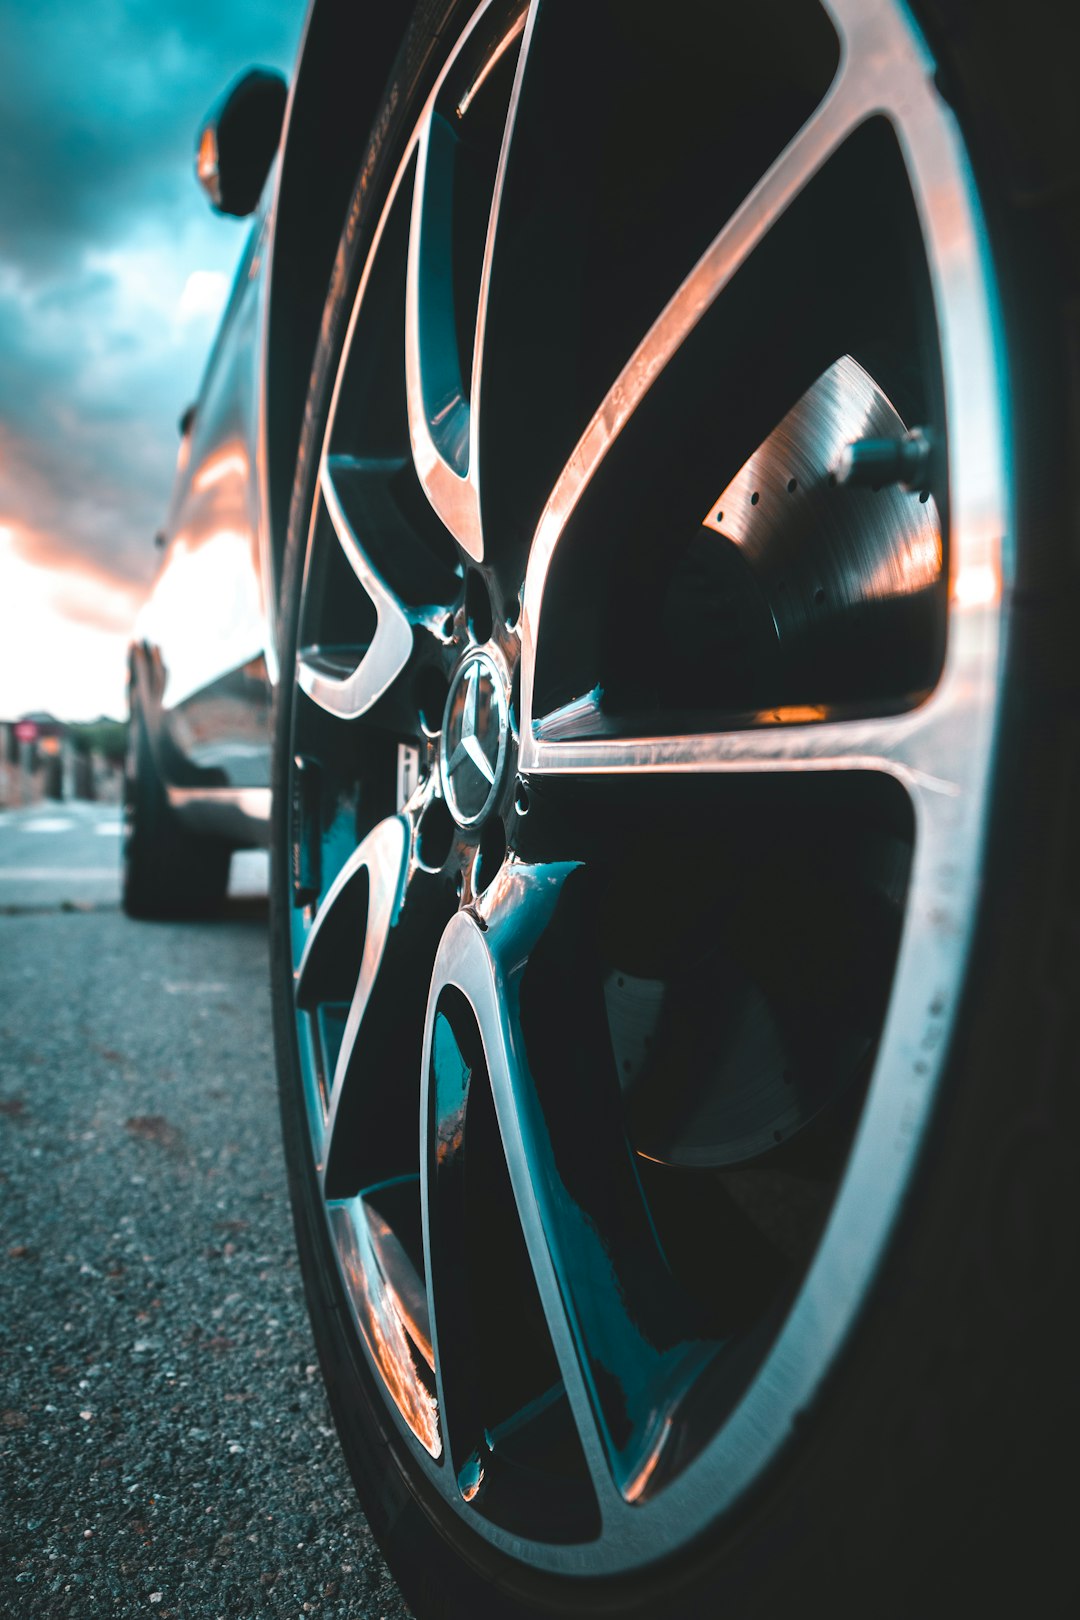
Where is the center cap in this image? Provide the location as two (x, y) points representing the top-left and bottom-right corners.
(440, 650), (509, 828)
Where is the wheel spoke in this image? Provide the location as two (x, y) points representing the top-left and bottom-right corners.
(517, 0), (1000, 791)
(518, 657), (1005, 852)
(295, 810), (450, 1198)
(421, 865), (717, 1508)
(405, 3), (535, 560)
(326, 1195), (441, 1458)
(518, 338), (997, 822)
(294, 810), (451, 1462)
(295, 814), (408, 1161)
(297, 457), (452, 722)
(517, 35), (869, 626)
(520, 619), (994, 853)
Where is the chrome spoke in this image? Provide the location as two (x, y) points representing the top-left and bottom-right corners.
(297, 457), (451, 721)
(521, 580), (1000, 816)
(522, 680), (987, 804)
(519, 0), (1005, 800)
(295, 813), (410, 1170)
(421, 894), (615, 1510)
(518, 41), (869, 649)
(405, 3), (535, 560)
(421, 867), (717, 1512)
(326, 1196), (441, 1459)
(294, 809), (451, 1461)
(520, 344), (998, 816)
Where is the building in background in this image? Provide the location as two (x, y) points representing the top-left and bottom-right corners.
(0, 714), (125, 807)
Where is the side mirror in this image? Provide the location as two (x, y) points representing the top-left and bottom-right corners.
(196, 68), (287, 218)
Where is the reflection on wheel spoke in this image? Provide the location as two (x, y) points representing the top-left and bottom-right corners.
(405, 3), (534, 560)
(422, 868), (721, 1509)
(298, 459), (454, 722)
(328, 1197), (441, 1457)
(517, 340), (996, 830)
(294, 815), (408, 1158)
(517, 60), (870, 682)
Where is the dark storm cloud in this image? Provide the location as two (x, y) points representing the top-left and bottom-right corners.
(0, 0), (302, 602)
(0, 0), (300, 279)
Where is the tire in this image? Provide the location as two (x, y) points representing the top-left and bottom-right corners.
(122, 684), (232, 920)
(271, 2), (1080, 1614)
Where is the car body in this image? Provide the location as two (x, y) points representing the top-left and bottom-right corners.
(132, 205), (274, 851)
(130, 2), (411, 856)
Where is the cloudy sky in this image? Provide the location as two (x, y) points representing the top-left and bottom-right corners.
(0, 0), (304, 719)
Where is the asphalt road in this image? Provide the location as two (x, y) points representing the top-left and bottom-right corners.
(0, 802), (411, 1619)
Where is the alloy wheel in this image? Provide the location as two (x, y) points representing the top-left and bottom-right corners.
(282, 0), (1008, 1575)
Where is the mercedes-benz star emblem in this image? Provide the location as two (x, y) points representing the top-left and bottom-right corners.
(440, 651), (509, 828)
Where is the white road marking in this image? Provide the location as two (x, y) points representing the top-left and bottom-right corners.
(94, 822), (123, 836)
(0, 867), (117, 880)
(228, 849), (269, 898)
(21, 818), (76, 833)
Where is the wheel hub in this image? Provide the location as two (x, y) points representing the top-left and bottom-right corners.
(439, 648), (510, 828)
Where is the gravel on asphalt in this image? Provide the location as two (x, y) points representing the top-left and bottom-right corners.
(0, 896), (412, 1619)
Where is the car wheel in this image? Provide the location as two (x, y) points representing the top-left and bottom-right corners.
(122, 676), (232, 920)
(271, 1), (1079, 1613)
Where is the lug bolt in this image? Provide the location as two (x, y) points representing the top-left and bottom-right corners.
(833, 425), (935, 492)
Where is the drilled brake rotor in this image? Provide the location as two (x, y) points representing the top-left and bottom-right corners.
(609, 356), (938, 1168)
